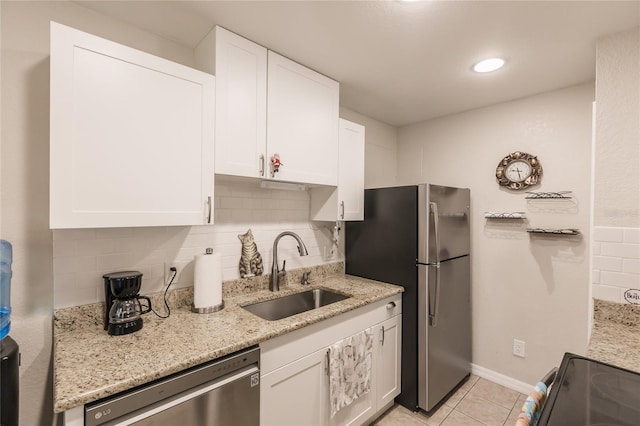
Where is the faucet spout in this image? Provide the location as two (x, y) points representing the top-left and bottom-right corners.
(270, 231), (309, 292)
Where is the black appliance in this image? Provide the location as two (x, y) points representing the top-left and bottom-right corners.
(346, 184), (471, 412)
(539, 352), (640, 425)
(103, 271), (151, 336)
(0, 335), (19, 426)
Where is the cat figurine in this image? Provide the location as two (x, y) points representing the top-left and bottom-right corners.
(238, 229), (264, 278)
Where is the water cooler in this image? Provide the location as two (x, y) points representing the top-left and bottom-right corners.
(1, 240), (19, 426)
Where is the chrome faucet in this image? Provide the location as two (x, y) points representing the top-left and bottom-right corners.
(271, 231), (309, 291)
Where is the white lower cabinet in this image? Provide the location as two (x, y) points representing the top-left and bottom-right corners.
(261, 348), (329, 426)
(376, 316), (402, 408)
(260, 295), (402, 426)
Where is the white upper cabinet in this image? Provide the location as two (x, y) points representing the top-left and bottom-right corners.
(50, 22), (215, 229)
(266, 51), (339, 186)
(310, 119), (365, 221)
(196, 27), (339, 186)
(196, 26), (267, 178)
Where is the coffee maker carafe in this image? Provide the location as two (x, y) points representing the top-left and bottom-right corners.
(103, 271), (151, 336)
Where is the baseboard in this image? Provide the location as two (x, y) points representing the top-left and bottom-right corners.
(471, 363), (532, 395)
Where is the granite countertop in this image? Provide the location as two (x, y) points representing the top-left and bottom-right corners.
(587, 299), (640, 372)
(53, 264), (403, 413)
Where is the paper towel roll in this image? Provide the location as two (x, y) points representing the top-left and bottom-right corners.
(193, 250), (223, 311)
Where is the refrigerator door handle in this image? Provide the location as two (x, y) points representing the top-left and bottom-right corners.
(430, 202), (441, 264)
(429, 263), (441, 327)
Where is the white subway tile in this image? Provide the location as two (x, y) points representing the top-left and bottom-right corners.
(95, 227), (134, 239)
(600, 242), (640, 259)
(592, 270), (601, 284)
(220, 198), (243, 209)
(54, 256), (96, 275)
(230, 210), (253, 222)
(623, 228), (640, 244)
(593, 227), (624, 243)
(76, 238), (116, 256)
(97, 253), (136, 271)
(623, 258), (640, 274)
(592, 242), (601, 256)
(600, 271), (640, 288)
(592, 284), (621, 303)
(592, 256), (623, 272)
(53, 240), (76, 258)
(53, 229), (96, 241)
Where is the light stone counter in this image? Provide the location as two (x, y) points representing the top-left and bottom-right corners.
(53, 264), (403, 413)
(587, 299), (640, 372)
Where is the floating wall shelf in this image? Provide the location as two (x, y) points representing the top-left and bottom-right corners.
(526, 228), (581, 236)
(484, 212), (527, 219)
(525, 191), (573, 199)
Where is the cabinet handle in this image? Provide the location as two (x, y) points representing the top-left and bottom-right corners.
(386, 301), (396, 310)
(206, 196), (212, 224)
(340, 201), (345, 220)
(259, 154), (265, 177)
(325, 349), (330, 376)
(381, 326), (385, 346)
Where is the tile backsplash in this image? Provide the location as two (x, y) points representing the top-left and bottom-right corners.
(592, 226), (640, 303)
(53, 180), (342, 308)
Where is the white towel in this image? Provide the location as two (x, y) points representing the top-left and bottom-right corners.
(328, 329), (374, 418)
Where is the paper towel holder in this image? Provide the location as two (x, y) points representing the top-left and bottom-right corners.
(191, 248), (225, 314)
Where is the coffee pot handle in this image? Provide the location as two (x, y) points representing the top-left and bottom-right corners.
(137, 295), (152, 315)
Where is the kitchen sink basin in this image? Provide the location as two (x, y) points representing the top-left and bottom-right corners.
(241, 288), (350, 321)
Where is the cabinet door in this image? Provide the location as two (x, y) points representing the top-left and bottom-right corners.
(260, 348), (328, 426)
(197, 27), (267, 178)
(50, 22), (214, 229)
(338, 119), (365, 221)
(309, 119), (364, 221)
(376, 315), (402, 407)
(267, 51), (339, 186)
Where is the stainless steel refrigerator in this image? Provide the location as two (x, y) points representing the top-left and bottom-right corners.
(345, 184), (471, 412)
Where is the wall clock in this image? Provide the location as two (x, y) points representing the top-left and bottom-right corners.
(495, 151), (542, 190)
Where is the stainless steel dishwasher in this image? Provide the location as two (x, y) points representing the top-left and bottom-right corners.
(84, 346), (260, 426)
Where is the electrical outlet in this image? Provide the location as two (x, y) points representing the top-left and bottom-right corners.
(513, 339), (526, 358)
(165, 263), (180, 286)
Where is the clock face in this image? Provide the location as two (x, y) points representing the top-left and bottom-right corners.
(505, 160), (532, 183)
(495, 151), (542, 190)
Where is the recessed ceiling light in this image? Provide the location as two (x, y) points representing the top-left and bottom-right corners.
(473, 58), (505, 73)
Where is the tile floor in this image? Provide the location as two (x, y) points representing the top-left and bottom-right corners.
(372, 375), (527, 426)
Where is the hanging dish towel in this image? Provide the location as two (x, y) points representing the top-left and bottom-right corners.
(515, 381), (548, 426)
(328, 328), (374, 418)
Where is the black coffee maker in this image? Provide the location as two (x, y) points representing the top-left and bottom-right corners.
(103, 271), (151, 335)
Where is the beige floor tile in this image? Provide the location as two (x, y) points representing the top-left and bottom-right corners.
(441, 410), (485, 426)
(467, 378), (521, 409)
(504, 394), (527, 426)
(416, 403), (453, 426)
(443, 386), (468, 409)
(459, 374), (480, 392)
(373, 404), (427, 426)
(455, 393), (511, 426)
(443, 374), (478, 409)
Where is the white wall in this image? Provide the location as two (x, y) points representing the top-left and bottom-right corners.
(397, 83), (594, 385)
(594, 27), (639, 228)
(591, 28), (640, 304)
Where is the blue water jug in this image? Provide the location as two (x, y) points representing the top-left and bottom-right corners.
(0, 240), (13, 340)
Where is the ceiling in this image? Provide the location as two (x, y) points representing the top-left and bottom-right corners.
(76, 1), (640, 127)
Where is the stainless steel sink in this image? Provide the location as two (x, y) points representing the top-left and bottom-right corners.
(241, 288), (350, 321)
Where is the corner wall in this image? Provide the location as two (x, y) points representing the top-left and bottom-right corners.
(591, 27), (640, 304)
(397, 83), (594, 385)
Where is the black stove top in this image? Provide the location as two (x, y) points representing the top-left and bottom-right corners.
(539, 353), (640, 426)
